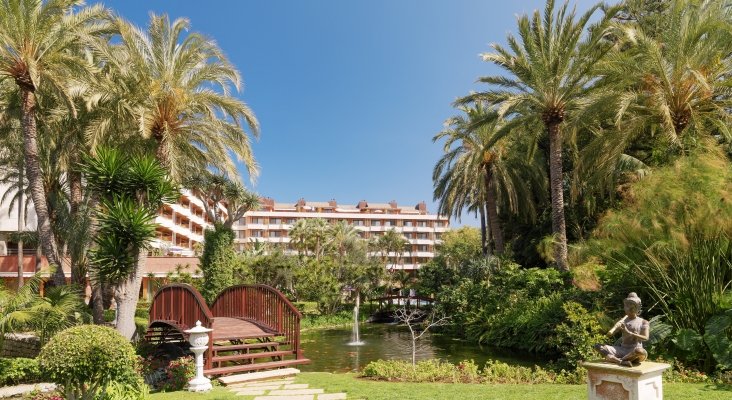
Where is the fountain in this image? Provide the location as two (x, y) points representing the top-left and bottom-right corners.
(348, 296), (365, 346)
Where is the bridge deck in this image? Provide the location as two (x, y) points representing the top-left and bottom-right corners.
(212, 317), (278, 341)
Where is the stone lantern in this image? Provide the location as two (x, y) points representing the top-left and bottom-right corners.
(184, 320), (212, 392)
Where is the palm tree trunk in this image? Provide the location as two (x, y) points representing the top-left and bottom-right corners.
(114, 248), (147, 340)
(17, 160), (24, 289)
(91, 281), (106, 324)
(547, 123), (569, 273)
(19, 87), (64, 286)
(478, 204), (488, 257)
(69, 170), (86, 286)
(483, 166), (504, 254)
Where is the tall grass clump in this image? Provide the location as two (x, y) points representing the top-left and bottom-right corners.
(592, 144), (732, 371)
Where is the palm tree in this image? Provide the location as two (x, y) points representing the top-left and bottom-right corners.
(458, 0), (617, 272)
(326, 221), (360, 265)
(89, 14), (260, 182)
(434, 104), (546, 256)
(0, 275), (87, 346)
(288, 219), (310, 257)
(0, 0), (112, 285)
(587, 0), (732, 163)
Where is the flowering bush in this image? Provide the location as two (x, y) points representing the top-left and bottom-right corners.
(23, 389), (64, 400)
(151, 356), (194, 392)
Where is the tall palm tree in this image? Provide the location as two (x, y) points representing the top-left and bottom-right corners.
(586, 0), (732, 163)
(434, 104), (545, 256)
(89, 14), (260, 182)
(288, 219), (309, 257)
(326, 221), (360, 265)
(0, 90), (27, 287)
(0, 0), (112, 285)
(287, 218), (330, 261)
(458, 0), (617, 272)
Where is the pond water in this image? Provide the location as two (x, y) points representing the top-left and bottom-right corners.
(299, 323), (546, 372)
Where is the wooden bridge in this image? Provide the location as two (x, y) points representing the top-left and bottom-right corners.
(145, 283), (309, 376)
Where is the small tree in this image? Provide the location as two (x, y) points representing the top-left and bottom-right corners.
(82, 147), (178, 339)
(200, 227), (237, 303)
(186, 172), (259, 303)
(394, 307), (450, 366)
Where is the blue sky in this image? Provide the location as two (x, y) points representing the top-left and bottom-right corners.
(103, 0), (598, 225)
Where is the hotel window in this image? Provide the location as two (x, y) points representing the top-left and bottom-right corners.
(250, 230), (263, 238)
(403, 220), (413, 227)
(250, 217), (263, 224)
(416, 233), (429, 239)
(269, 231), (281, 238)
(435, 233), (442, 240)
(270, 218), (281, 225)
(417, 221), (427, 227)
(352, 220), (364, 226)
(417, 245), (428, 252)
(371, 220), (381, 226)
(384, 220), (395, 227)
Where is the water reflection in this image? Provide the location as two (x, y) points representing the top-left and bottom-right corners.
(300, 323), (544, 372)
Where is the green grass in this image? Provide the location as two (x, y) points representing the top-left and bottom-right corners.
(299, 303), (379, 331)
(148, 372), (732, 400)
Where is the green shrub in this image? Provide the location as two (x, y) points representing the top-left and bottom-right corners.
(468, 292), (565, 354)
(481, 360), (584, 384)
(97, 380), (150, 400)
(0, 357), (41, 385)
(362, 359), (480, 383)
(38, 325), (143, 400)
(552, 302), (606, 368)
(362, 358), (585, 384)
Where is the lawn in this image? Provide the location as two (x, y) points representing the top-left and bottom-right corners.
(148, 372), (732, 400)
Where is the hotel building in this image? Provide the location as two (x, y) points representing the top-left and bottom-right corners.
(153, 189), (219, 257)
(233, 198), (449, 270)
(0, 182), (214, 286)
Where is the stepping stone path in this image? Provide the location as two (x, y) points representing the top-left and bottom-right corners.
(226, 378), (346, 399)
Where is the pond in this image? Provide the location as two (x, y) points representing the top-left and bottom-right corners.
(299, 323), (547, 372)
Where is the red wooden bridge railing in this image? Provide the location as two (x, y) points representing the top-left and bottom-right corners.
(149, 283), (214, 330)
(148, 283), (214, 366)
(211, 284), (303, 360)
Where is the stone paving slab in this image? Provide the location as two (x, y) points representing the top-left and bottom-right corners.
(224, 369), (345, 399)
(243, 380), (294, 387)
(268, 389), (324, 395)
(236, 385), (283, 391)
(0, 383), (56, 398)
(219, 368), (300, 385)
(234, 389), (267, 396)
(318, 394), (347, 400)
(282, 384), (309, 389)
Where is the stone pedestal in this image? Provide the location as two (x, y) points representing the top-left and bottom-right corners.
(581, 361), (670, 400)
